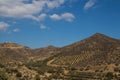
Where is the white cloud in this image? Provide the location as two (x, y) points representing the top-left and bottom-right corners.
(13, 28), (20, 32)
(0, 0), (44, 18)
(46, 0), (65, 9)
(50, 13), (75, 22)
(24, 13), (47, 21)
(0, 22), (9, 32)
(0, 0), (66, 21)
(84, 0), (96, 10)
(49, 14), (61, 20)
(40, 24), (47, 30)
(61, 13), (75, 22)
(38, 14), (47, 21)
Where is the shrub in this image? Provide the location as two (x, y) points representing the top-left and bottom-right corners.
(35, 74), (40, 80)
(0, 64), (4, 68)
(114, 67), (119, 72)
(37, 70), (44, 75)
(16, 72), (22, 77)
(106, 72), (113, 80)
(0, 69), (8, 80)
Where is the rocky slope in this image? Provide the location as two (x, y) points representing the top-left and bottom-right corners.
(0, 42), (32, 64)
(51, 33), (120, 67)
(0, 33), (120, 80)
(31, 46), (59, 60)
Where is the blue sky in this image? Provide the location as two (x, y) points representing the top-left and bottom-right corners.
(0, 0), (120, 48)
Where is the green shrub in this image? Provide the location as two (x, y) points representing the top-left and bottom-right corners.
(106, 72), (113, 80)
(0, 69), (8, 80)
(16, 72), (22, 77)
(0, 64), (4, 68)
(37, 70), (44, 75)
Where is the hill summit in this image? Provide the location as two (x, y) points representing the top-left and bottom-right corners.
(0, 42), (26, 49)
(51, 33), (120, 67)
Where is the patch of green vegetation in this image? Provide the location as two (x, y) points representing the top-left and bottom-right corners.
(6, 68), (18, 74)
(26, 52), (61, 65)
(0, 69), (8, 80)
(25, 52), (62, 72)
(0, 63), (4, 68)
(25, 60), (44, 67)
(16, 71), (22, 77)
(106, 72), (114, 80)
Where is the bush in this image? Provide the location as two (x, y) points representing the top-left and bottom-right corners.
(16, 72), (22, 77)
(106, 72), (113, 80)
(0, 69), (8, 80)
(35, 74), (40, 80)
(0, 76), (8, 80)
(0, 64), (4, 68)
(70, 67), (77, 71)
(114, 67), (119, 72)
(37, 70), (44, 75)
(6, 68), (18, 74)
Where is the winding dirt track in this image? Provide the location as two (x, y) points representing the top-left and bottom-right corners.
(47, 59), (59, 67)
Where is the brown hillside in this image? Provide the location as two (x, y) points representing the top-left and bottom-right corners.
(32, 46), (59, 60)
(0, 42), (32, 64)
(51, 33), (120, 67)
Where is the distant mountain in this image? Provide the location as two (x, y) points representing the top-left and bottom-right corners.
(50, 33), (120, 67)
(0, 42), (59, 63)
(0, 42), (32, 64)
(0, 33), (120, 80)
(0, 42), (23, 48)
(0, 33), (120, 67)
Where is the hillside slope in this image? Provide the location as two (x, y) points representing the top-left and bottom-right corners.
(0, 42), (32, 64)
(0, 33), (120, 80)
(50, 33), (120, 67)
(31, 46), (59, 60)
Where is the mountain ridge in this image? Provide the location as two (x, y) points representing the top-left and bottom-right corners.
(0, 33), (120, 80)
(0, 33), (120, 65)
(50, 33), (120, 67)
(1, 33), (119, 49)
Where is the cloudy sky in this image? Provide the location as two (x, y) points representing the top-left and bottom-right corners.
(0, 0), (120, 48)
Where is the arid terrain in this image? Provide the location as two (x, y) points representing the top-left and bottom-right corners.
(0, 33), (120, 80)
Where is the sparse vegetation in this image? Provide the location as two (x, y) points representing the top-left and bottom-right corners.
(0, 33), (120, 79)
(0, 69), (8, 80)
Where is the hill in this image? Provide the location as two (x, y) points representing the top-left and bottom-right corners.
(50, 33), (120, 67)
(0, 42), (32, 64)
(31, 45), (59, 60)
(0, 33), (120, 80)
